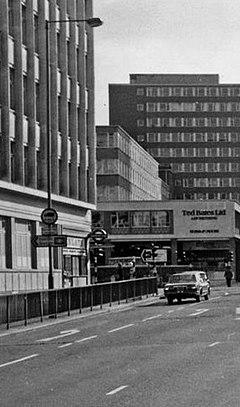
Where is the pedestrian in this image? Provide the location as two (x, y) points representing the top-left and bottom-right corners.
(224, 267), (233, 287)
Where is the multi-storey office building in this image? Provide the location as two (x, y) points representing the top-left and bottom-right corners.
(0, 0), (97, 292)
(96, 125), (169, 203)
(109, 74), (240, 201)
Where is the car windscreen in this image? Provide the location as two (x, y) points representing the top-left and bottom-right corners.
(169, 274), (196, 283)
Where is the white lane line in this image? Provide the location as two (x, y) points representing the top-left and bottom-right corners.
(188, 309), (209, 317)
(106, 385), (129, 395)
(58, 343), (73, 348)
(142, 314), (162, 322)
(75, 335), (98, 343)
(168, 310), (174, 313)
(176, 306), (185, 311)
(0, 354), (39, 368)
(236, 308), (240, 314)
(108, 324), (134, 333)
(36, 329), (80, 343)
(208, 341), (221, 348)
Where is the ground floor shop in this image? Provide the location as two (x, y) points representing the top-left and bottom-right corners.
(0, 182), (94, 293)
(95, 199), (240, 282)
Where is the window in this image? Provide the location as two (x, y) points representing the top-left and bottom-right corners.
(8, 0), (14, 37)
(137, 119), (144, 127)
(23, 75), (28, 116)
(137, 104), (144, 111)
(151, 211), (170, 227)
(131, 211), (150, 228)
(9, 68), (15, 110)
(111, 212), (129, 228)
(137, 88), (144, 96)
(34, 14), (39, 53)
(22, 5), (27, 45)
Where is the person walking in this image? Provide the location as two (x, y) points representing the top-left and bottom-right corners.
(224, 267), (233, 287)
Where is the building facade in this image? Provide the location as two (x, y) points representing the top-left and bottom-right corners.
(94, 199), (240, 281)
(96, 125), (169, 203)
(0, 0), (97, 292)
(109, 74), (240, 201)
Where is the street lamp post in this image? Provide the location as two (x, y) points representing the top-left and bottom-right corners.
(45, 17), (103, 290)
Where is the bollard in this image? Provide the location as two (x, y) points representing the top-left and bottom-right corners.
(24, 294), (28, 326)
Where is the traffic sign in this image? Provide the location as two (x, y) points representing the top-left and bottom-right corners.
(141, 249), (152, 263)
(91, 228), (108, 243)
(42, 224), (59, 235)
(41, 208), (58, 225)
(32, 235), (67, 247)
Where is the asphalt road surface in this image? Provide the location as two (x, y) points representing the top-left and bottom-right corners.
(0, 285), (240, 406)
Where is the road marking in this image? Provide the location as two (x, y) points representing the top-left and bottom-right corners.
(58, 343), (73, 348)
(142, 314), (162, 322)
(188, 309), (209, 317)
(108, 324), (134, 333)
(75, 335), (98, 343)
(236, 308), (240, 314)
(168, 310), (174, 313)
(176, 306), (185, 311)
(0, 354), (39, 368)
(36, 329), (80, 342)
(208, 341), (221, 348)
(106, 385), (129, 395)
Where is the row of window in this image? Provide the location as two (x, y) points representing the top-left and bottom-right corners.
(138, 117), (240, 128)
(181, 192), (240, 201)
(177, 178), (240, 188)
(148, 147), (240, 158)
(97, 132), (159, 174)
(136, 87), (240, 97)
(110, 211), (171, 229)
(137, 132), (240, 143)
(97, 158), (161, 198)
(137, 102), (240, 113)
(97, 184), (160, 203)
(172, 162), (240, 173)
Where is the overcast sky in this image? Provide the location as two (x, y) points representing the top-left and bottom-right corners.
(94, 0), (240, 125)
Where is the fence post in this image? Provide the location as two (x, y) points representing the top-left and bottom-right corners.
(40, 291), (43, 323)
(68, 288), (71, 316)
(118, 283), (121, 305)
(133, 280), (136, 301)
(100, 285), (103, 309)
(90, 286), (93, 311)
(55, 290), (58, 318)
(126, 283), (128, 303)
(6, 296), (10, 330)
(146, 278), (149, 298)
(24, 294), (28, 326)
(79, 287), (82, 314)
(109, 283), (112, 307)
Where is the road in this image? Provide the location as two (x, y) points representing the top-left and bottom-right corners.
(0, 285), (240, 406)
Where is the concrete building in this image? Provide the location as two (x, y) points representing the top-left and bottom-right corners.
(0, 0), (97, 292)
(94, 199), (240, 281)
(96, 125), (169, 203)
(109, 74), (240, 201)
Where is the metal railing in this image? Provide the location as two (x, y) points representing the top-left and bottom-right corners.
(0, 277), (157, 330)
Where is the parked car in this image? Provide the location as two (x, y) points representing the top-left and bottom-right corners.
(164, 271), (210, 305)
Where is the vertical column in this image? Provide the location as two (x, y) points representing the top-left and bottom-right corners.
(85, 0), (96, 205)
(49, 0), (59, 195)
(26, 0), (36, 188)
(171, 239), (178, 265)
(14, 2), (24, 184)
(58, 0), (68, 196)
(38, 0), (48, 191)
(0, 0), (11, 181)
(77, 0), (87, 202)
(67, 1), (78, 199)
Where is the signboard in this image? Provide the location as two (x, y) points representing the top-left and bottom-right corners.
(154, 249), (167, 263)
(41, 208), (58, 225)
(91, 228), (108, 243)
(32, 235), (67, 247)
(42, 224), (59, 236)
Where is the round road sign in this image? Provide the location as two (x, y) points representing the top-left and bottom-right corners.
(91, 228), (108, 243)
(41, 208), (58, 225)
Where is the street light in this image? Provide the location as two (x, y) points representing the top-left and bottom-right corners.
(45, 17), (103, 289)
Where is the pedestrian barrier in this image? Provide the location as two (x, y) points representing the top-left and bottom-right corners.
(0, 277), (157, 330)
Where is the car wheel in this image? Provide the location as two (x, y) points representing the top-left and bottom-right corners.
(196, 295), (201, 302)
(204, 293), (209, 300)
(168, 298), (173, 305)
(177, 297), (182, 304)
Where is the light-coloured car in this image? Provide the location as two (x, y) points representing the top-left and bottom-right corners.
(164, 271), (210, 305)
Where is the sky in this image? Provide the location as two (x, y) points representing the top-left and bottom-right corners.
(93, 0), (240, 125)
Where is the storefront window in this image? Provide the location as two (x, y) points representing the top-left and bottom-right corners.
(111, 212), (129, 228)
(151, 211), (170, 227)
(131, 211), (150, 228)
